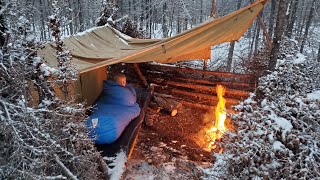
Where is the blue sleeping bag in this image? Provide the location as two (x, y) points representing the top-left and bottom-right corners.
(86, 80), (141, 144)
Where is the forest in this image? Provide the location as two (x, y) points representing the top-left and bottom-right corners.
(0, 0), (319, 179)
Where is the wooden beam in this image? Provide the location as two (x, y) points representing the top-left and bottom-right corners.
(149, 79), (250, 98)
(133, 63), (148, 87)
(141, 64), (254, 79)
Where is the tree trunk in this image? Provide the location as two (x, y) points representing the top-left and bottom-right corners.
(248, 23), (257, 60)
(300, 0), (316, 53)
(254, 20), (260, 55)
(318, 43), (320, 62)
(78, 0), (84, 32)
(268, 0), (276, 39)
(285, 0), (299, 38)
(177, 17), (181, 34)
(39, 0), (46, 41)
(210, 0), (217, 18)
(226, 0), (242, 72)
(200, 0), (203, 22)
(0, 0), (7, 47)
(68, 0), (74, 35)
(162, 2), (168, 38)
(297, 0), (307, 39)
(269, 0), (289, 70)
(139, 1), (144, 30)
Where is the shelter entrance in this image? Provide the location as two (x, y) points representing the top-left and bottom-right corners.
(116, 61), (255, 175)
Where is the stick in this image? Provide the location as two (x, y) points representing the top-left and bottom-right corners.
(54, 154), (78, 180)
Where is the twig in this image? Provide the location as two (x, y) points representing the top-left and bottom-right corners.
(54, 154), (78, 180)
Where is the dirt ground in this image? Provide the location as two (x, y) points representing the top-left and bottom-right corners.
(133, 107), (213, 162)
(123, 106), (216, 179)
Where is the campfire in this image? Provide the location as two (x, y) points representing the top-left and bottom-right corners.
(204, 85), (229, 152)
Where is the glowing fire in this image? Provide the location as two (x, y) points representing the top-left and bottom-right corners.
(205, 85), (227, 151)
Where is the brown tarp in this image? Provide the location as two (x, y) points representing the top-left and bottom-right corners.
(39, 0), (267, 73)
(37, 0), (268, 104)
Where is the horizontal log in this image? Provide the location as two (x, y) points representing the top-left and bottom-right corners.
(149, 79), (250, 99)
(179, 100), (212, 110)
(153, 86), (240, 107)
(153, 94), (182, 116)
(143, 70), (255, 91)
(141, 63), (254, 80)
(175, 77), (255, 89)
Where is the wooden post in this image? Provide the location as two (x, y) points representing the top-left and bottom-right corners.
(133, 63), (148, 87)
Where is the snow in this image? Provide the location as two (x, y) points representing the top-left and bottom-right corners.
(293, 53), (306, 64)
(272, 141), (285, 151)
(103, 150), (127, 180)
(307, 90), (320, 100)
(268, 110), (293, 138)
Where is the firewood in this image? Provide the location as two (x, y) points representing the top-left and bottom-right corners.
(149, 102), (161, 113)
(153, 94), (182, 116)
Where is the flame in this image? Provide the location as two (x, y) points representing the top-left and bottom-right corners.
(205, 85), (227, 152)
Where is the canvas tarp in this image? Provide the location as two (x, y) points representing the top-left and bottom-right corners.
(37, 0), (268, 105)
(38, 0), (268, 74)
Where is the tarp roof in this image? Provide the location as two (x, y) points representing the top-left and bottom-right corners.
(38, 0), (268, 74)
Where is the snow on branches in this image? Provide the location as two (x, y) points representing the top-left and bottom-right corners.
(0, 1), (105, 179)
(49, 0), (77, 101)
(205, 48), (320, 179)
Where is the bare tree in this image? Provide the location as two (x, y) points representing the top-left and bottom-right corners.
(300, 0), (316, 53)
(268, 0), (277, 39)
(269, 0), (289, 70)
(285, 0), (299, 38)
(226, 0), (242, 72)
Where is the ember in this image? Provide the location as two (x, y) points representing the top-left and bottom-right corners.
(205, 85), (228, 152)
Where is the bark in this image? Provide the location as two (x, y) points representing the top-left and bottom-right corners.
(77, 0), (84, 32)
(268, 0), (277, 39)
(248, 23), (257, 60)
(141, 64), (254, 79)
(269, 0), (289, 70)
(162, 2), (168, 37)
(0, 0), (6, 47)
(39, 0), (46, 40)
(300, 0), (316, 53)
(254, 21), (260, 55)
(318, 43), (320, 62)
(149, 102), (161, 113)
(297, 0), (307, 38)
(210, 0), (217, 18)
(153, 94), (182, 116)
(68, 0), (74, 35)
(200, 0), (203, 22)
(285, 0), (299, 38)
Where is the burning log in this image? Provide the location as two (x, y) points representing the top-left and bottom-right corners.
(153, 94), (182, 116)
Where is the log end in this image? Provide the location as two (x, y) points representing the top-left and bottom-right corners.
(171, 110), (178, 116)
